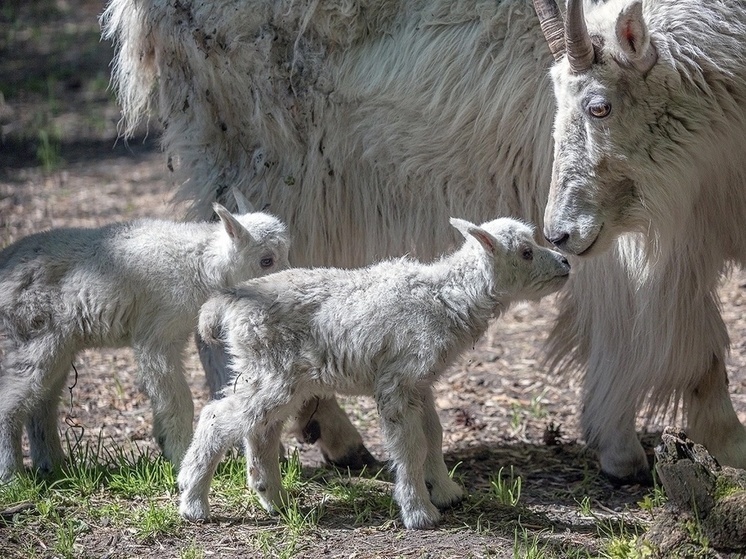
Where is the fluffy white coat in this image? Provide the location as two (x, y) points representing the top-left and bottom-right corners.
(178, 217), (570, 529)
(0, 205), (289, 480)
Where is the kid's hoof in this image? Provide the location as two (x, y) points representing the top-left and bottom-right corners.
(429, 479), (464, 509)
(179, 499), (210, 521)
(401, 503), (441, 530)
(255, 487), (289, 515)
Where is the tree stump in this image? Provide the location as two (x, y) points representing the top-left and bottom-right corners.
(646, 427), (746, 554)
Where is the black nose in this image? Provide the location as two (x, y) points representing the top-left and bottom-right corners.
(560, 255), (570, 268)
(545, 231), (569, 248)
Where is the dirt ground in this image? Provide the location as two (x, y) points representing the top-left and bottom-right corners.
(2, 1), (746, 557)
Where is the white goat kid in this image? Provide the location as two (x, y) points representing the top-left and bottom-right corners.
(179, 217), (570, 529)
(0, 200), (289, 481)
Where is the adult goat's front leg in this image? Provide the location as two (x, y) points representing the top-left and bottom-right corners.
(556, 253), (651, 484)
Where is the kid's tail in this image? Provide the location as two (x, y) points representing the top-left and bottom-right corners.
(198, 295), (228, 345)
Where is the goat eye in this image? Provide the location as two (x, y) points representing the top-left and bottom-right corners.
(260, 257), (274, 268)
(522, 248), (533, 261)
(588, 101), (612, 119)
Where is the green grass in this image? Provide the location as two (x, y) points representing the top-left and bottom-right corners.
(0, 438), (183, 556)
(134, 501), (181, 542)
(179, 540), (206, 559)
(489, 466), (522, 507)
(513, 526), (552, 559)
(0, 438), (676, 559)
(36, 127), (63, 172)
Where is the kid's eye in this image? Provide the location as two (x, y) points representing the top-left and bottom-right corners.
(521, 248), (533, 261)
(260, 257), (274, 268)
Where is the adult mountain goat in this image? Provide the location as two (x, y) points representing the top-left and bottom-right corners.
(101, 0), (746, 482)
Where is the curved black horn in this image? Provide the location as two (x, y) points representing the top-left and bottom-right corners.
(565, 0), (594, 73)
(532, 0), (565, 62)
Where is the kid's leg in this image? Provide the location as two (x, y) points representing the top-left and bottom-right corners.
(135, 343), (194, 467)
(0, 337), (60, 481)
(178, 397), (244, 520)
(244, 420), (288, 514)
(421, 388), (463, 508)
(26, 362), (70, 474)
(376, 381), (439, 529)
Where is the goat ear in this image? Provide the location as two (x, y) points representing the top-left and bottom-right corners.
(615, 1), (657, 72)
(450, 217), (499, 255)
(468, 227), (499, 255)
(214, 203), (253, 243)
(232, 187), (255, 214)
(450, 217), (477, 240)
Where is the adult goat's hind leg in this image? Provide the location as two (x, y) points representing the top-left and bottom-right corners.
(196, 331), (231, 399)
(290, 395), (378, 468)
(686, 354), (746, 469)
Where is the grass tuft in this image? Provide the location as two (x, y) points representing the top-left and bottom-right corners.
(489, 465), (522, 507)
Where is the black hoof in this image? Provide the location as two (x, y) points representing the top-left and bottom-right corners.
(603, 467), (654, 487)
(324, 444), (381, 471)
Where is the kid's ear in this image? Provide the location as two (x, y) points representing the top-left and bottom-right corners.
(214, 203), (254, 243)
(232, 187), (255, 214)
(450, 217), (476, 240)
(450, 217), (498, 255)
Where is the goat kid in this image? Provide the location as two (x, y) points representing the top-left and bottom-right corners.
(0, 200), (289, 481)
(179, 217), (569, 529)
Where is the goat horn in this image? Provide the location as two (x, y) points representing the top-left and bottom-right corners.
(532, 0), (565, 62)
(565, 0), (594, 73)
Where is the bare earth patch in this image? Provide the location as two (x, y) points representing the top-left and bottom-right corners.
(1, 1), (746, 557)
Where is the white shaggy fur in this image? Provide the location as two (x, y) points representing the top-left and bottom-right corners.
(178, 217), (570, 529)
(101, 0), (746, 482)
(0, 204), (289, 481)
